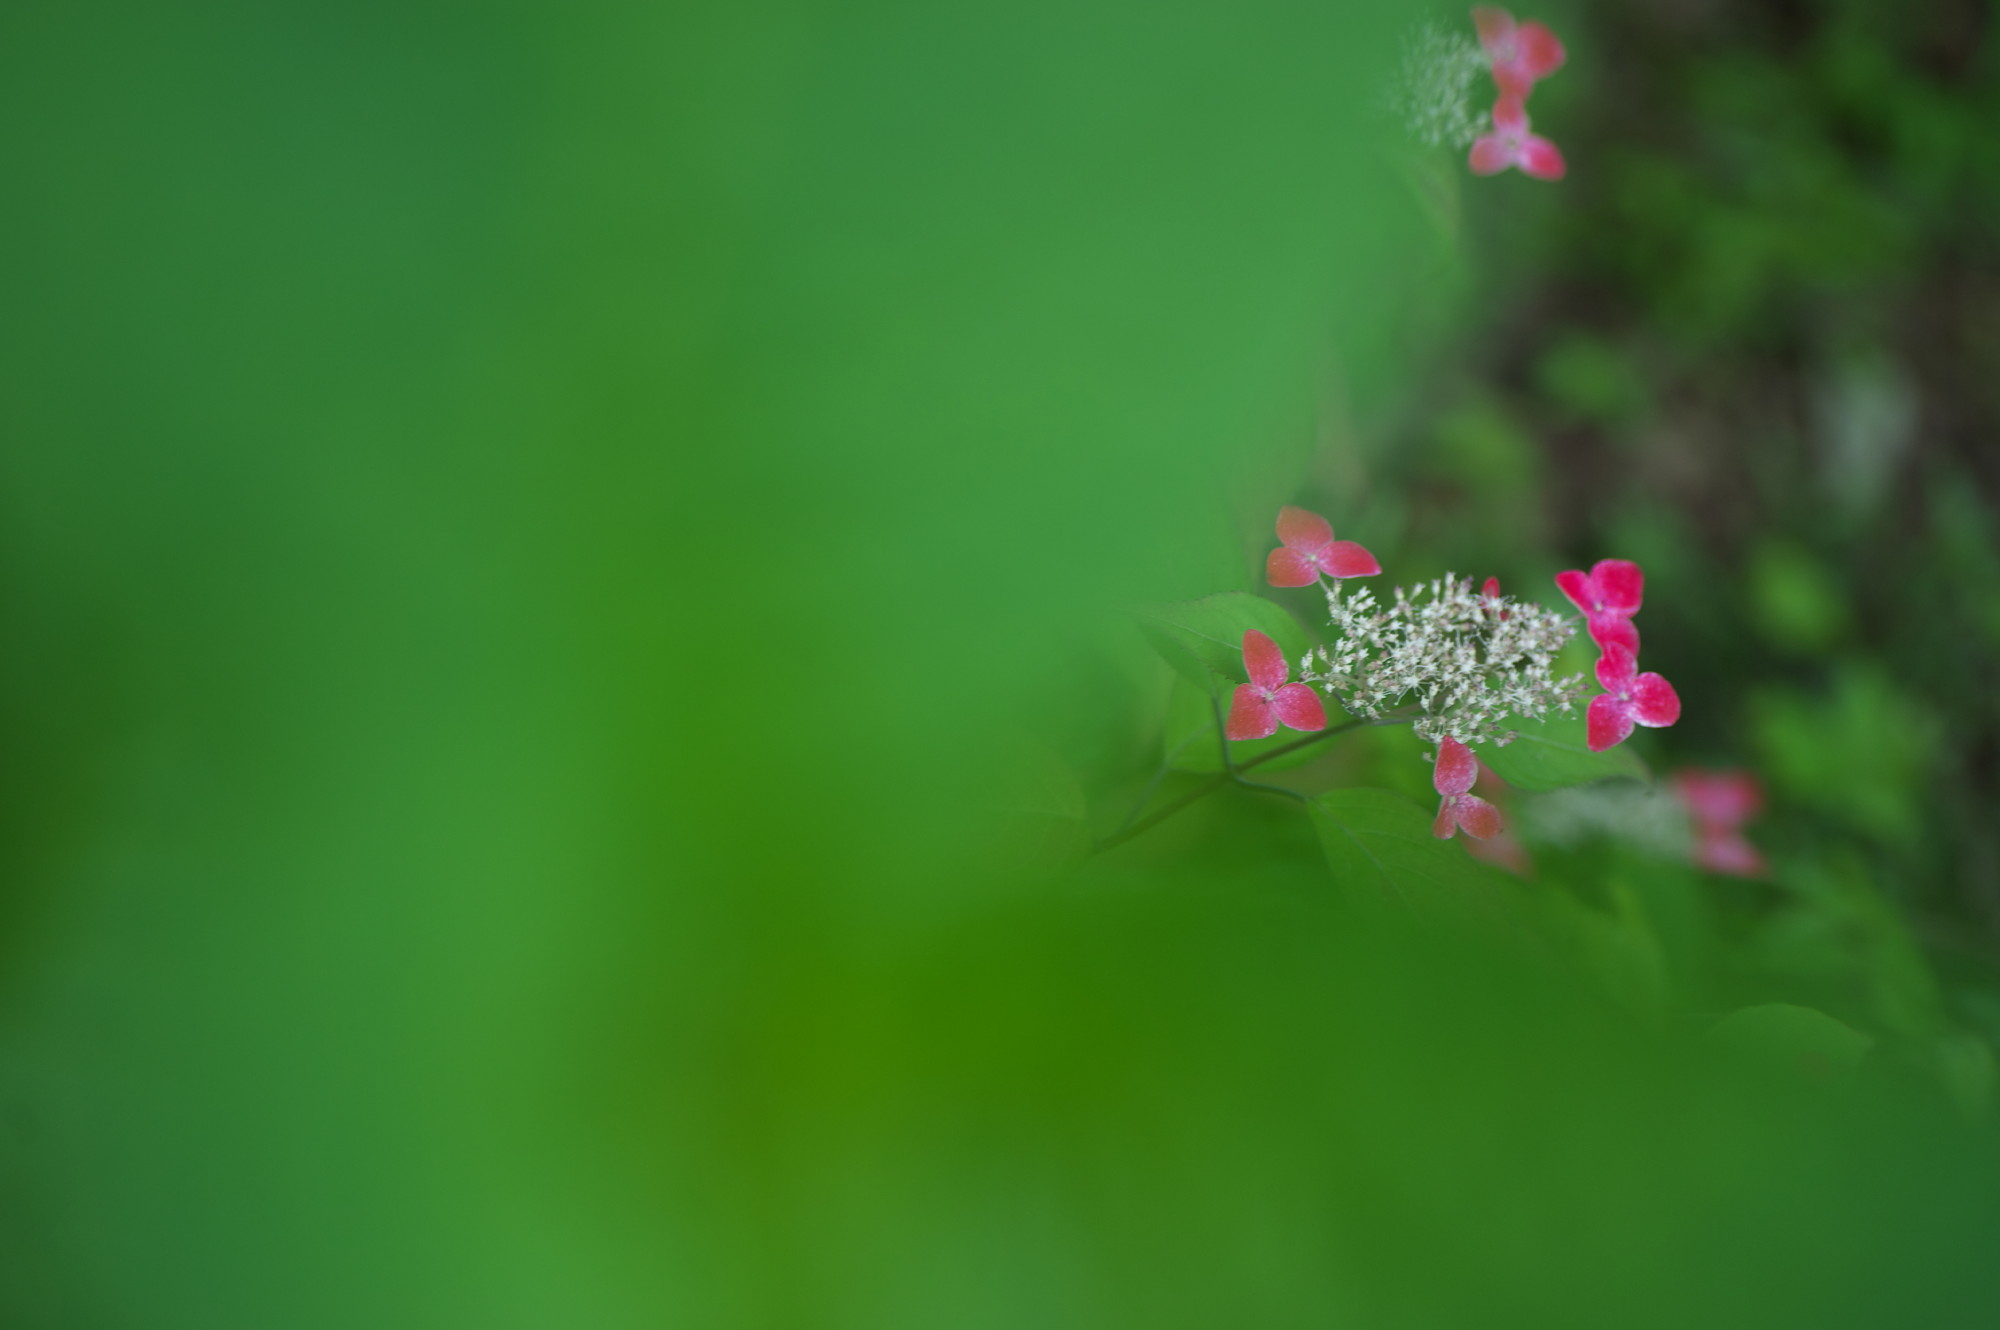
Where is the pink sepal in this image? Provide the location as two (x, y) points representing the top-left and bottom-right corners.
(1469, 135), (1512, 176)
(1433, 801), (1460, 839)
(1554, 568), (1594, 614)
(1453, 794), (1504, 840)
(1586, 616), (1640, 655)
(1226, 685), (1277, 742)
(1433, 736), (1478, 797)
(1513, 21), (1566, 80)
(1319, 540), (1382, 579)
(1595, 643), (1637, 691)
(1242, 629), (1288, 691)
(1586, 693), (1635, 752)
(1276, 505), (1333, 549)
(1517, 136), (1566, 181)
(1590, 559), (1643, 615)
(1266, 547), (1318, 587)
(1271, 683), (1327, 732)
(1629, 672), (1681, 727)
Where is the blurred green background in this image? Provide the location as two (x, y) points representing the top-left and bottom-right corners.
(4, 0), (2000, 1325)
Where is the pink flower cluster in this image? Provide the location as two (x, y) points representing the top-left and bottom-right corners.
(1226, 504), (1377, 740)
(1224, 504), (1692, 844)
(1555, 560), (1681, 752)
(1468, 7), (1566, 182)
(1674, 770), (1766, 877)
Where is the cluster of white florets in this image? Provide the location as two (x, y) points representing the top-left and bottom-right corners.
(1386, 21), (1491, 150)
(1300, 574), (1587, 746)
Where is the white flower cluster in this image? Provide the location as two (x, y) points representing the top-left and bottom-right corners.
(1300, 574), (1587, 746)
(1385, 22), (1491, 150)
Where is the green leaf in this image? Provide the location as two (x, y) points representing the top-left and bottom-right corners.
(988, 743), (1090, 872)
(1162, 673), (1324, 774)
(1309, 788), (1507, 908)
(1135, 593), (1314, 696)
(1479, 710), (1647, 792)
(1705, 1004), (1873, 1085)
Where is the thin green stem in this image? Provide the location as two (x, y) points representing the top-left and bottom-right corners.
(1092, 714), (1405, 856)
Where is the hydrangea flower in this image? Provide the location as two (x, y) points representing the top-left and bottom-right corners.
(1432, 736), (1503, 839)
(1266, 506), (1381, 587)
(1674, 769), (1766, 877)
(1469, 98), (1566, 181)
(1471, 6), (1566, 100)
(1586, 643), (1680, 752)
(1226, 629), (1328, 741)
(1304, 573), (1587, 747)
(1555, 558), (1643, 653)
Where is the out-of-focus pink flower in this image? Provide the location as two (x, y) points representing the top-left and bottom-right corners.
(1266, 506), (1381, 587)
(1432, 736), (1504, 839)
(1226, 629), (1328, 741)
(1674, 770), (1762, 828)
(1674, 769), (1766, 877)
(1555, 558), (1643, 653)
(1586, 643), (1680, 752)
(1469, 98), (1566, 181)
(1693, 833), (1765, 877)
(1472, 6), (1567, 100)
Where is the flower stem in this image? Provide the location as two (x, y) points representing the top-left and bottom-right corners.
(1091, 715), (1390, 855)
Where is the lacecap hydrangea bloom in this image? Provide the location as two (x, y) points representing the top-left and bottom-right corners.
(1299, 570), (1587, 747)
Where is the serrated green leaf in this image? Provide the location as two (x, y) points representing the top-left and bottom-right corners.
(1479, 710), (1648, 792)
(1162, 673), (1324, 774)
(1705, 1004), (1873, 1085)
(1309, 788), (1507, 907)
(1135, 593), (1314, 695)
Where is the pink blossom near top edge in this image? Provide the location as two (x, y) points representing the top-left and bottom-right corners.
(1266, 506), (1382, 587)
(1555, 558), (1643, 653)
(1471, 6), (1567, 100)
(1225, 629), (1328, 741)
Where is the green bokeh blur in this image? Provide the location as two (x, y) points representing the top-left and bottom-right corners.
(4, 1), (2000, 1326)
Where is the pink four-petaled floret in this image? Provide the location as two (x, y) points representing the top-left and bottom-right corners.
(1585, 642), (1681, 753)
(1432, 736), (1504, 840)
(1469, 98), (1567, 182)
(1673, 769), (1766, 877)
(1472, 6), (1567, 101)
(1265, 505), (1381, 587)
(1225, 629), (1328, 742)
(1555, 558), (1643, 654)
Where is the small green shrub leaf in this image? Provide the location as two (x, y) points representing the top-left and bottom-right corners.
(1309, 788), (1506, 906)
(1136, 593), (1314, 695)
(1705, 1004), (1873, 1084)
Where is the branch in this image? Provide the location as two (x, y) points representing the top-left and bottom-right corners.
(1092, 714), (1397, 855)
